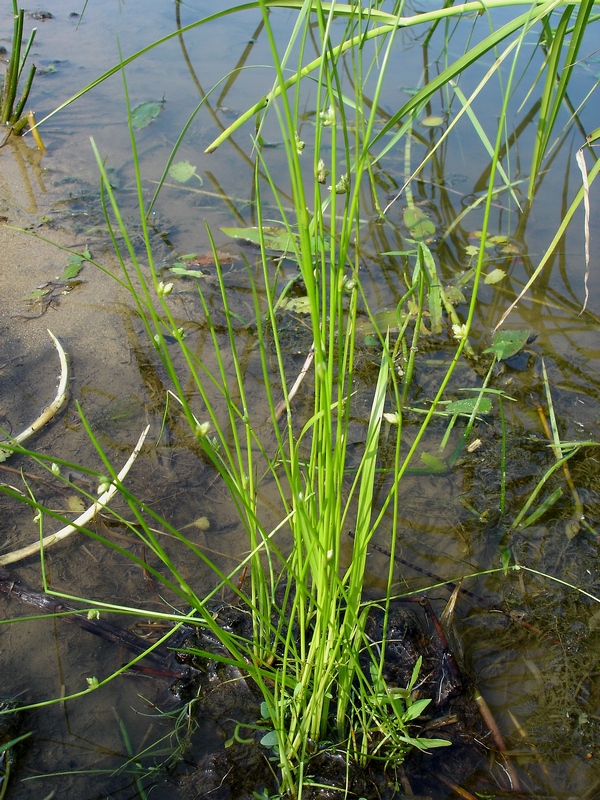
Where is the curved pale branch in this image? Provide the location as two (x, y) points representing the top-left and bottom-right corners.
(0, 330), (69, 462)
(0, 426), (150, 566)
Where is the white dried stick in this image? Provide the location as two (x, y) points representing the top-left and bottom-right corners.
(0, 330), (69, 462)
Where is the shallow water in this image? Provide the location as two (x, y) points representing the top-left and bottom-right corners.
(1, 1), (600, 797)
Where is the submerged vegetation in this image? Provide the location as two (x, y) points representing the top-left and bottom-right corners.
(1, 0), (600, 797)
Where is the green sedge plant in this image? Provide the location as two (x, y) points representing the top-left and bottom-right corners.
(86, 0), (598, 791)
(84, 13), (456, 789)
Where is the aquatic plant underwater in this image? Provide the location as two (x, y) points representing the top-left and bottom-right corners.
(1, 0), (600, 797)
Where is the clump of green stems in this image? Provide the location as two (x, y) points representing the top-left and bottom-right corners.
(1, 0), (36, 132)
(1, 0), (599, 797)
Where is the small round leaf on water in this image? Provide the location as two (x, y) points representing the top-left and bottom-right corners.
(403, 206), (435, 240)
(130, 100), (165, 130)
(484, 268), (506, 285)
(168, 160), (203, 184)
(483, 329), (530, 361)
(190, 516), (210, 531)
(67, 495), (85, 513)
(420, 452), (447, 472)
(421, 115), (445, 127)
(281, 296), (311, 314)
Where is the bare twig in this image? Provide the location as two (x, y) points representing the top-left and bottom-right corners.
(0, 330), (68, 462)
(474, 689), (521, 791)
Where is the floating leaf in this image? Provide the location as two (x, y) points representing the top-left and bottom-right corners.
(131, 100), (165, 130)
(67, 496), (85, 513)
(445, 397), (492, 415)
(443, 285), (466, 306)
(221, 226), (298, 253)
(281, 296), (311, 314)
(404, 206), (435, 241)
(370, 308), (400, 331)
(413, 736), (452, 748)
(421, 115), (445, 127)
(168, 160), (203, 184)
(484, 268), (506, 285)
(22, 287), (50, 301)
(188, 516), (210, 530)
(175, 252), (232, 268)
(470, 230), (496, 249)
(169, 266), (206, 278)
(37, 63), (58, 76)
(59, 247), (91, 281)
(420, 452), (447, 472)
(483, 329), (530, 361)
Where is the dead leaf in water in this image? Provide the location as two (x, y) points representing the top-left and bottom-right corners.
(67, 496), (85, 513)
